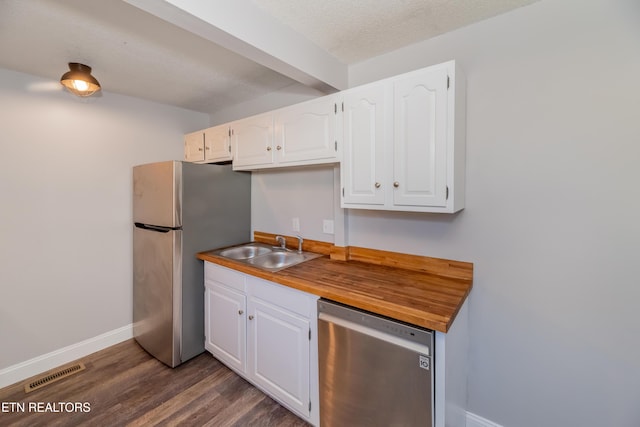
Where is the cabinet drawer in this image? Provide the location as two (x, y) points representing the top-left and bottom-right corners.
(247, 276), (318, 318)
(205, 262), (246, 292)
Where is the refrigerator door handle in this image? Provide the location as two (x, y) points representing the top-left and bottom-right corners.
(134, 222), (181, 232)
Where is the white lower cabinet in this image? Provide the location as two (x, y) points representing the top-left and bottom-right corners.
(204, 262), (319, 426)
(205, 261), (466, 427)
(204, 281), (246, 373)
(248, 281), (312, 420)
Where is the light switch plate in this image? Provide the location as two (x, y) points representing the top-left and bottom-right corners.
(322, 219), (334, 234)
(292, 217), (300, 232)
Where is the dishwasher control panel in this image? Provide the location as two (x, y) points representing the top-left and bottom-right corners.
(317, 299), (433, 349)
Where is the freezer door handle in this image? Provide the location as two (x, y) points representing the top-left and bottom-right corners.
(134, 222), (181, 233)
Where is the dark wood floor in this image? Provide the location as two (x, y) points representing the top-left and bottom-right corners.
(0, 340), (310, 426)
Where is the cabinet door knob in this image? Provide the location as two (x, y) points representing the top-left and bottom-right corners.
(205, 146), (210, 150)
(276, 145), (282, 151)
(266, 146), (272, 151)
(393, 181), (400, 188)
(249, 315), (254, 320)
(198, 148), (203, 152)
(238, 310), (244, 315)
(375, 182), (381, 188)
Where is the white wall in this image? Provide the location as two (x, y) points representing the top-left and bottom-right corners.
(0, 68), (209, 370)
(238, 0), (640, 425)
(251, 166), (335, 242)
(348, 0), (640, 426)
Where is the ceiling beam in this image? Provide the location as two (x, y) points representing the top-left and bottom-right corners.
(124, 0), (347, 92)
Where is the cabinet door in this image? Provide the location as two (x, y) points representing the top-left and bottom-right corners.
(341, 83), (389, 206)
(205, 282), (246, 373)
(393, 67), (449, 208)
(274, 96), (338, 165)
(232, 113), (274, 170)
(184, 131), (205, 162)
(204, 125), (232, 162)
(248, 297), (310, 419)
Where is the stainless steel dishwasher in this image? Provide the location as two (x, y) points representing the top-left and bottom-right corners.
(318, 299), (434, 427)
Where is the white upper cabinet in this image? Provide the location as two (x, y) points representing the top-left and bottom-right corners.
(204, 125), (232, 162)
(392, 66), (448, 208)
(341, 81), (390, 206)
(231, 112), (274, 169)
(274, 96), (339, 166)
(184, 60), (465, 212)
(232, 95), (340, 171)
(341, 60), (466, 213)
(184, 124), (232, 163)
(184, 130), (205, 162)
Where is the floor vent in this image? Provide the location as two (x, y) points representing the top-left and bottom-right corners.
(24, 363), (86, 393)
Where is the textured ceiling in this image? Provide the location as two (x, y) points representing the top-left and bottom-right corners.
(0, 0), (297, 113)
(253, 0), (539, 63)
(0, 0), (539, 115)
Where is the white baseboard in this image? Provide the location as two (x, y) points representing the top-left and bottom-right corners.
(0, 324), (133, 389)
(467, 411), (503, 427)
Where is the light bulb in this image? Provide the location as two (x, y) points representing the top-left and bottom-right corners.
(73, 80), (89, 92)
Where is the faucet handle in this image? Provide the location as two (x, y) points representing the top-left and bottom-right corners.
(275, 235), (286, 249)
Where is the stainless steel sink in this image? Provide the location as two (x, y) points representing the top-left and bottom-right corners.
(218, 245), (272, 260)
(247, 250), (320, 271)
(210, 242), (322, 272)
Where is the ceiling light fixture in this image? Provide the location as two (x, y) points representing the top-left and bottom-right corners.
(60, 63), (101, 97)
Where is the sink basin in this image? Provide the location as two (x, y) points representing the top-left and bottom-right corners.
(247, 251), (307, 270)
(218, 245), (272, 260)
(212, 242), (322, 272)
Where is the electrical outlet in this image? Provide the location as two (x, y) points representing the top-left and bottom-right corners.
(322, 219), (334, 235)
(292, 217), (300, 232)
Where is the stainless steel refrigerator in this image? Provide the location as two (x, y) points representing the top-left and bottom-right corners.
(133, 161), (251, 367)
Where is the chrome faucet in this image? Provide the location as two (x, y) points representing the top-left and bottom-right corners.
(295, 235), (304, 253)
(275, 235), (286, 249)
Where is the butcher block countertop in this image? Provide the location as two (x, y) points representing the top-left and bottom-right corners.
(197, 232), (473, 333)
